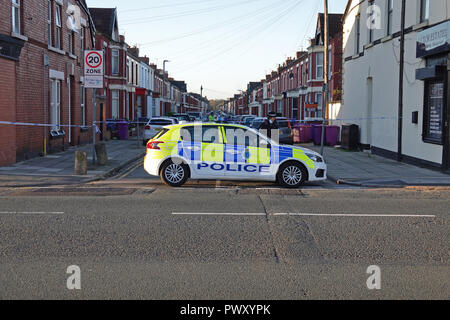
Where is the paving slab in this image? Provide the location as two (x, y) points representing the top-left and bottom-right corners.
(0, 138), (145, 188)
(300, 144), (450, 187)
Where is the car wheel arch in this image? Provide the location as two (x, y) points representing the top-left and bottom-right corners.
(277, 159), (309, 182)
(158, 157), (191, 178)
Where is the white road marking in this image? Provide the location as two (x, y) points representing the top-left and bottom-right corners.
(0, 211), (64, 215)
(274, 213), (436, 218)
(172, 212), (436, 218)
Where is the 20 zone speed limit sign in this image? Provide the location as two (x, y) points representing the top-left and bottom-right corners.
(84, 50), (104, 76)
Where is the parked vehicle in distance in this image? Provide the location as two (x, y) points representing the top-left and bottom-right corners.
(242, 116), (256, 127)
(143, 117), (179, 146)
(249, 117), (294, 145)
(172, 114), (192, 123)
(187, 112), (203, 122)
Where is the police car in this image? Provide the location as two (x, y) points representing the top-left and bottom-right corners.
(144, 124), (327, 188)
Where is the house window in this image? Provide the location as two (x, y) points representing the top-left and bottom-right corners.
(387, 0), (393, 35)
(50, 79), (61, 131)
(12, 0), (21, 34)
(328, 49), (332, 80)
(355, 14), (361, 54)
(111, 90), (119, 119)
(316, 93), (323, 118)
(69, 31), (74, 55)
(112, 50), (119, 75)
(47, 0), (52, 46)
(420, 0), (429, 23)
(368, 0), (375, 43)
(55, 4), (62, 49)
(81, 86), (86, 126)
(316, 52), (323, 79)
(80, 26), (85, 54)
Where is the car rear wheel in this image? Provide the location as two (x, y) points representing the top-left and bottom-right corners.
(277, 161), (307, 189)
(160, 160), (189, 187)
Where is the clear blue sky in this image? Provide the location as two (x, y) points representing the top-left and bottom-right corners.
(87, 0), (348, 99)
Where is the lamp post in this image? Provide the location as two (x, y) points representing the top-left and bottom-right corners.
(320, 0), (329, 156)
(163, 60), (170, 114)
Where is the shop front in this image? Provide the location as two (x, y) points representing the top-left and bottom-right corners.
(416, 21), (450, 172)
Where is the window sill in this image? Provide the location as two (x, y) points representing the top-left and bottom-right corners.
(352, 54), (360, 59)
(48, 46), (65, 55)
(68, 53), (77, 60)
(381, 35), (393, 43)
(11, 32), (28, 42)
(413, 21), (429, 31)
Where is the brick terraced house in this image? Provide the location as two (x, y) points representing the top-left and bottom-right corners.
(0, 0), (96, 166)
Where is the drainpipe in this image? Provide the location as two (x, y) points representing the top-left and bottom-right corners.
(397, 0), (406, 162)
(43, 52), (49, 156)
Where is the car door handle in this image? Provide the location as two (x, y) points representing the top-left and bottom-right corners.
(186, 146), (200, 151)
(226, 150), (240, 155)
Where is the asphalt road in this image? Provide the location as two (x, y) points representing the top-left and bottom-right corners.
(0, 164), (449, 299)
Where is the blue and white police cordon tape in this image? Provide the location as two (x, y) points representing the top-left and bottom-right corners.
(0, 121), (94, 128)
(0, 116), (403, 128)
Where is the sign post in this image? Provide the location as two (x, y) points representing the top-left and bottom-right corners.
(84, 50), (104, 165)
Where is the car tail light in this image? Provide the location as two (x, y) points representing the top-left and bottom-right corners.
(147, 141), (164, 150)
(144, 125), (151, 130)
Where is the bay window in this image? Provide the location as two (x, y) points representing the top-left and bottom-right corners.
(316, 52), (323, 79)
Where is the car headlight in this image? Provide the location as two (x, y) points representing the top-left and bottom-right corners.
(305, 153), (323, 163)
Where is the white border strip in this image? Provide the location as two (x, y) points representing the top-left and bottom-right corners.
(173, 212), (266, 216)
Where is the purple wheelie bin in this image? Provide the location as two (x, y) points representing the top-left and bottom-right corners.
(117, 120), (129, 140)
(312, 125), (323, 145)
(299, 125), (312, 143)
(325, 125), (340, 146)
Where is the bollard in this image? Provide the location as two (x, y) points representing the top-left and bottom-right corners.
(74, 151), (88, 175)
(95, 143), (108, 166)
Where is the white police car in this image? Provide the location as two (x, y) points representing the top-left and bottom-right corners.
(144, 123), (327, 188)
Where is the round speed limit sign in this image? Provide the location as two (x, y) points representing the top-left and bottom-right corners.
(84, 50), (104, 76)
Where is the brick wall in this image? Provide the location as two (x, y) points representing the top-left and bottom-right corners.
(0, 59), (17, 166)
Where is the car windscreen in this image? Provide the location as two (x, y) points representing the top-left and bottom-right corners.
(150, 119), (174, 126)
(251, 120), (264, 128)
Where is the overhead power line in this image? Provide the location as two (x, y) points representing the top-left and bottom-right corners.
(121, 0), (263, 25)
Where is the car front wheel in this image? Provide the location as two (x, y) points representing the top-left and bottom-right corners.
(160, 160), (189, 187)
(277, 161), (307, 189)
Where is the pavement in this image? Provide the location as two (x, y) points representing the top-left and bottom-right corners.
(0, 138), (146, 188)
(302, 144), (450, 187)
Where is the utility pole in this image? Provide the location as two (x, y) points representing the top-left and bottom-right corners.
(163, 60), (169, 115)
(320, 0), (329, 156)
(397, 0), (406, 162)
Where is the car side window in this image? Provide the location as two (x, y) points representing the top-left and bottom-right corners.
(224, 127), (265, 148)
(180, 126), (221, 144)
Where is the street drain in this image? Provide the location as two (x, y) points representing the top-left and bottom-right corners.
(9, 187), (137, 197)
